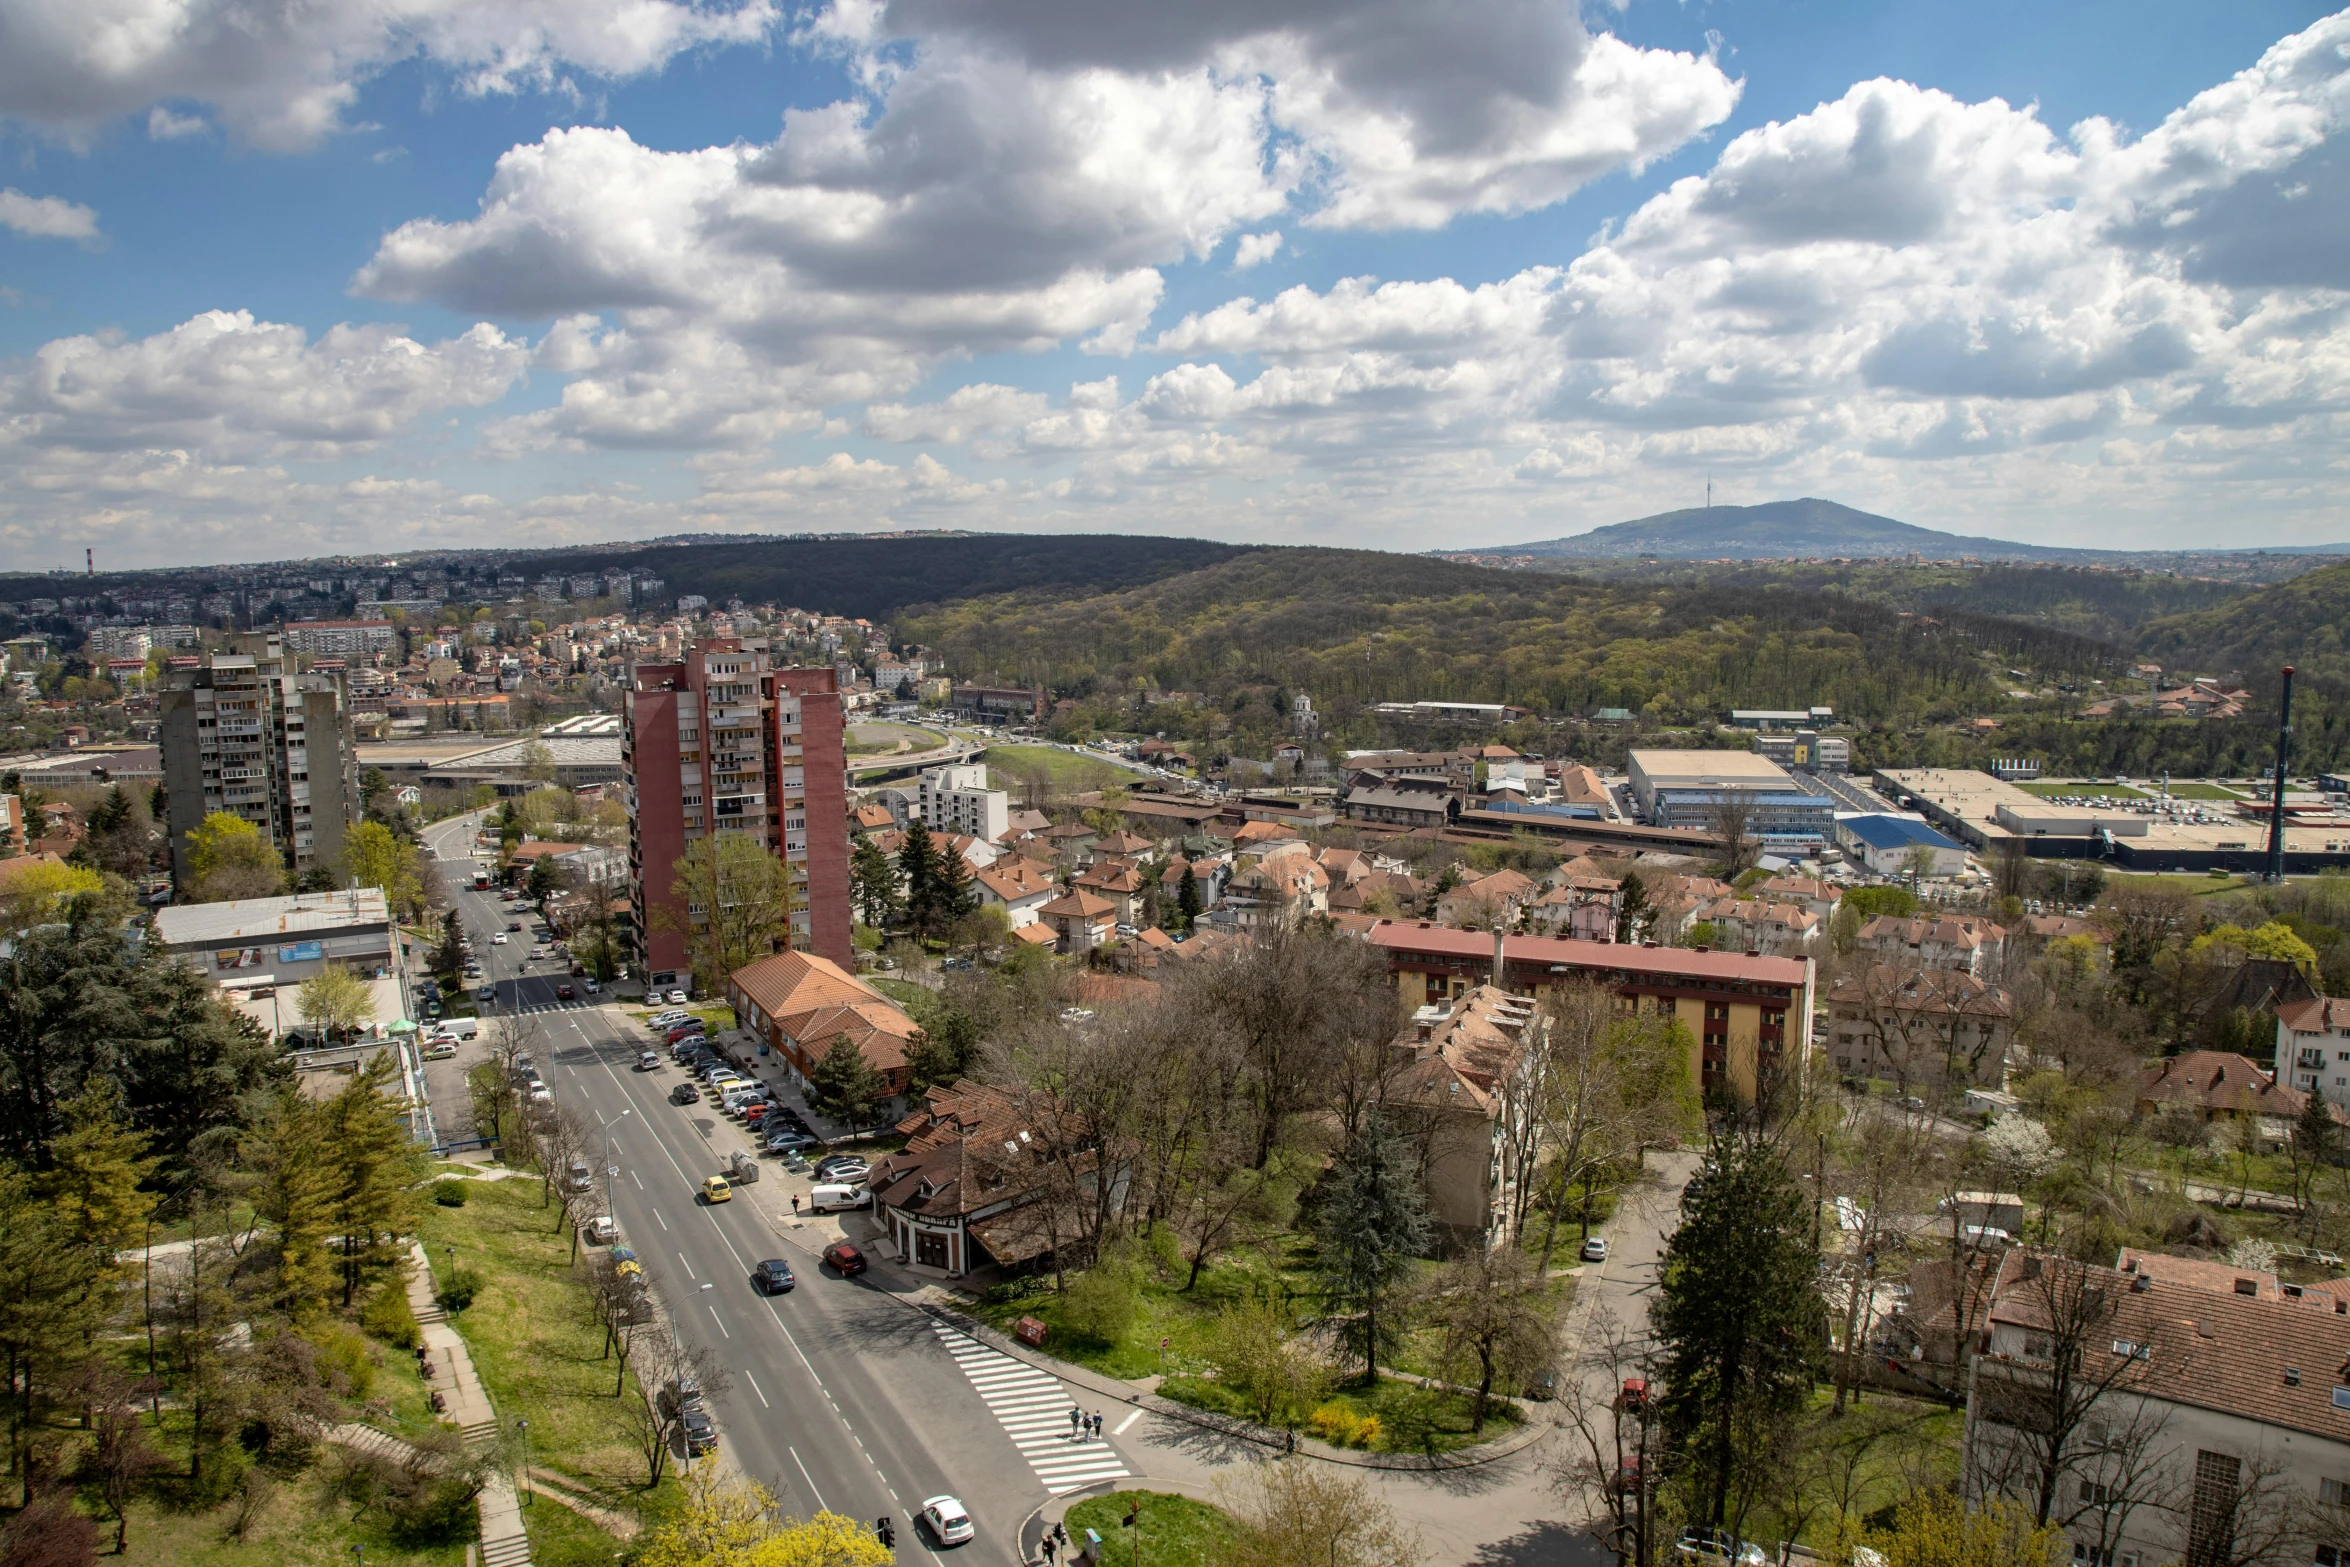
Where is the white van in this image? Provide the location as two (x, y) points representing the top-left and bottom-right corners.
(436, 1017), (481, 1041)
(808, 1184), (870, 1213)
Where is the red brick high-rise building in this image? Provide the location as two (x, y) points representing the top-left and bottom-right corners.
(623, 640), (852, 990)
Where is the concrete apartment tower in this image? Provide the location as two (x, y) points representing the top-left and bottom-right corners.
(159, 632), (360, 890)
(624, 639), (852, 990)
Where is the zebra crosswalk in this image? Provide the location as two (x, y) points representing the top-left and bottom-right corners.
(930, 1321), (1133, 1495)
(515, 999), (594, 1016)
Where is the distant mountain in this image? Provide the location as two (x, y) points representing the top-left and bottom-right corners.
(1453, 498), (2350, 564)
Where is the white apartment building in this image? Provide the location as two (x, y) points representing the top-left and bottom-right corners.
(918, 761), (1008, 843)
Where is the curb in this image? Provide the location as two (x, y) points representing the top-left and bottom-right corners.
(917, 1301), (1556, 1474)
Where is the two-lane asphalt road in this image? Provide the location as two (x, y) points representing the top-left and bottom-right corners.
(418, 812), (1117, 1560)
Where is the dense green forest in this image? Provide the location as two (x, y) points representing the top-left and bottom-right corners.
(2139, 559), (2350, 688)
(898, 547), (2350, 774)
(1520, 560), (2253, 645)
(898, 548), (2113, 727)
(501, 533), (1252, 623)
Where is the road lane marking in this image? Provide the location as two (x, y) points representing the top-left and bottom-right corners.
(652, 1210), (668, 1231)
(1113, 1409), (1141, 1435)
(789, 1447), (829, 1511)
(709, 1305), (730, 1339)
(678, 1252), (696, 1279)
(630, 1171), (643, 1190)
(746, 1371), (770, 1408)
(929, 1322), (1132, 1494)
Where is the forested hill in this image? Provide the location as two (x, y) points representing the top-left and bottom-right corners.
(2139, 560), (2350, 689)
(499, 533), (1253, 623)
(1457, 497), (2104, 562)
(894, 547), (2119, 732)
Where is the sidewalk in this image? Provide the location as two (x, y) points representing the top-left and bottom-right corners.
(409, 1241), (532, 1567)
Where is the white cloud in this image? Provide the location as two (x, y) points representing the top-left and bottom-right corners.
(145, 106), (207, 140)
(870, 0), (1741, 229)
(1232, 230), (1284, 270)
(0, 188), (101, 242)
(0, 0), (781, 150)
(4, 309), (529, 458)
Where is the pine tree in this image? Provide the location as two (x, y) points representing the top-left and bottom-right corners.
(931, 839), (976, 930)
(1614, 871), (1651, 943)
(851, 834), (903, 930)
(322, 1059), (425, 1307)
(1178, 861), (1202, 931)
(43, 1087), (160, 1349)
(896, 826), (941, 935)
(239, 1087), (337, 1319)
(808, 1035), (888, 1133)
(1314, 1114), (1429, 1386)
(1652, 1134), (1822, 1530)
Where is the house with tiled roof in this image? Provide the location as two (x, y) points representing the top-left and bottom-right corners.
(852, 802), (895, 833)
(1385, 985), (1542, 1255)
(869, 1081), (1056, 1277)
(1036, 888), (1116, 953)
(2279, 997), (2350, 1111)
(1966, 1249), (2350, 1567)
(2136, 1049), (2346, 1140)
(1854, 913), (2006, 977)
(1072, 859), (1147, 927)
(1231, 819), (1304, 850)
(972, 859), (1060, 929)
(727, 950), (923, 1096)
(1433, 867), (1536, 930)
(1824, 964), (2014, 1087)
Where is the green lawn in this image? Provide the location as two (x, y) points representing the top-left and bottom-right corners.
(2165, 782), (2247, 800)
(111, 1467), (472, 1567)
(2014, 780), (2149, 800)
(1156, 1371), (1523, 1456)
(2105, 871), (2255, 895)
(1063, 1492), (1235, 1567)
(983, 744), (1133, 795)
(845, 721), (944, 756)
(417, 1173), (671, 1506)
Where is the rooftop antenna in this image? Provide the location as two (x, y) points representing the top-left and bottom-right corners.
(85, 548), (93, 577)
(1706, 477), (1712, 510)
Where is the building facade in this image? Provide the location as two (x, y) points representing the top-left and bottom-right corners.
(1369, 921), (1814, 1103)
(918, 762), (1009, 843)
(159, 633), (360, 889)
(623, 640), (853, 988)
(1626, 749), (1836, 851)
(280, 619), (398, 658)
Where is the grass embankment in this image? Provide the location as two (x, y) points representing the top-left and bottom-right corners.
(1063, 1492), (1235, 1567)
(972, 1231), (1543, 1457)
(2013, 781), (2150, 800)
(417, 1171), (680, 1558)
(984, 744), (1134, 794)
(844, 721), (944, 756)
(2165, 782), (2248, 800)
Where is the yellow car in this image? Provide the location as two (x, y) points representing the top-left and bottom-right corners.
(702, 1176), (732, 1204)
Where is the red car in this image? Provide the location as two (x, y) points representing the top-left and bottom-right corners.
(822, 1242), (867, 1276)
(556, 984), (575, 1000)
(741, 1102), (769, 1125)
(1617, 1377), (1648, 1412)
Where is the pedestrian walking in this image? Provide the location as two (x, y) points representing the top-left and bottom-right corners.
(1041, 1535), (1056, 1564)
(791, 1194), (801, 1216)
(1091, 1411), (1104, 1439)
(1069, 1406), (1082, 1440)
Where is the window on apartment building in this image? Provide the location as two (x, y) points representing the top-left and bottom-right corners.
(2188, 1450), (2242, 1567)
(2322, 1478), (2350, 1508)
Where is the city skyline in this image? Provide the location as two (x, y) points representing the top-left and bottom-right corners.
(1, 1), (2345, 570)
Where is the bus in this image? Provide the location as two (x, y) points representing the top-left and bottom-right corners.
(473, 868), (491, 890)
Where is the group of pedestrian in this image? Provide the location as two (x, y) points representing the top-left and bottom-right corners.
(1066, 1406), (1105, 1440)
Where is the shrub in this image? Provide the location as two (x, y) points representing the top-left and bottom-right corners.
(1062, 1251), (1140, 1345)
(1352, 1414), (1381, 1448)
(311, 1324), (376, 1403)
(361, 1281), (421, 1350)
(435, 1267), (482, 1314)
(431, 1179), (469, 1207)
(385, 1473), (480, 1545)
(1307, 1403), (1364, 1446)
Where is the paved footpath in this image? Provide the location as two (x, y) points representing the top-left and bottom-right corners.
(408, 1241), (532, 1567)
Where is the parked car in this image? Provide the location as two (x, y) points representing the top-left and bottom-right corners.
(1580, 1236), (1609, 1263)
(741, 1103), (770, 1127)
(753, 1258), (796, 1294)
(583, 1215), (616, 1245)
(680, 1408), (718, 1455)
(765, 1129), (818, 1152)
(822, 1241), (867, 1276)
(666, 1025), (707, 1044)
(671, 1082), (701, 1105)
(808, 1183), (869, 1213)
(701, 1175), (732, 1204)
(648, 1010), (691, 1027)
(1616, 1377), (1648, 1412)
(665, 989), (689, 1005)
(659, 1374), (703, 1417)
(921, 1497), (974, 1547)
(422, 1040), (459, 1060)
(812, 1156), (869, 1184)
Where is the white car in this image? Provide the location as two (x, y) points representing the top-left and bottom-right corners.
(921, 1497), (974, 1546)
(582, 978), (599, 994)
(665, 989), (690, 1006)
(422, 1040), (459, 1060)
(491, 933), (508, 944)
(1581, 1236), (1609, 1263)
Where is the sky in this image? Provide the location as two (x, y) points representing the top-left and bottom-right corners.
(0, 0), (2346, 571)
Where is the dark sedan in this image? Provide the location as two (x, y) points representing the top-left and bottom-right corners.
(753, 1258), (796, 1294)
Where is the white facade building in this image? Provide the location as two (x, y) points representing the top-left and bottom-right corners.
(918, 761), (1009, 843)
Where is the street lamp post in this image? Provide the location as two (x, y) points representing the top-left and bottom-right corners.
(516, 1418), (531, 1505)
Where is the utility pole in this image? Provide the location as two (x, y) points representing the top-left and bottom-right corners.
(2266, 666), (2295, 884)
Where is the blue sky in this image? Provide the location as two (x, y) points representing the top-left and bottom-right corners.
(0, 0), (2344, 569)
